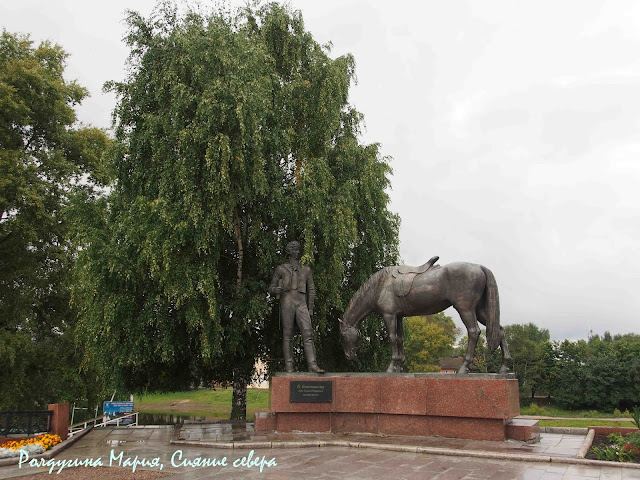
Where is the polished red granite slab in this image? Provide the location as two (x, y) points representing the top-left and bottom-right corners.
(424, 377), (520, 419)
(377, 414), (430, 436)
(266, 373), (527, 441)
(429, 416), (506, 441)
(332, 413), (379, 434)
(506, 419), (540, 442)
(333, 376), (382, 413)
(380, 377), (427, 415)
(275, 412), (331, 433)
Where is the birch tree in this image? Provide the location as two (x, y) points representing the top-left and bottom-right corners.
(74, 3), (399, 418)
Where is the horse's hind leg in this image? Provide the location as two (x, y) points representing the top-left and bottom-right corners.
(456, 308), (480, 374)
(498, 327), (512, 374)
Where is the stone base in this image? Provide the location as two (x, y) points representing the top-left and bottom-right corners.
(254, 411), (276, 432)
(506, 418), (540, 442)
(258, 373), (535, 442)
(48, 403), (69, 441)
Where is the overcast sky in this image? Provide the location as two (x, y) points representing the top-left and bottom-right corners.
(3, 1), (639, 341)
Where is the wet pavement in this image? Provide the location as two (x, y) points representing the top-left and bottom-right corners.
(174, 422), (586, 458)
(0, 425), (639, 479)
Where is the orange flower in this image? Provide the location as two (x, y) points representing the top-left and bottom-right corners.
(0, 433), (62, 451)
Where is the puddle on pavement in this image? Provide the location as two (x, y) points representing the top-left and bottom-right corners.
(104, 439), (148, 447)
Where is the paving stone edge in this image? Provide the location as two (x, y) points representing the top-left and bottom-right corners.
(576, 428), (595, 459)
(168, 437), (640, 469)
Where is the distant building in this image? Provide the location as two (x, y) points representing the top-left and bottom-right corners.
(439, 356), (463, 373)
(250, 358), (269, 389)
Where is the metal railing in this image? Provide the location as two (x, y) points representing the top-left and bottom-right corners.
(69, 412), (139, 437)
(0, 411), (53, 437)
(68, 414), (104, 437)
(98, 412), (139, 428)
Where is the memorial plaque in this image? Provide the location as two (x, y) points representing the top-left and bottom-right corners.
(290, 381), (332, 403)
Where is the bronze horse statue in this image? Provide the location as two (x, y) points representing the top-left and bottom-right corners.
(339, 256), (511, 374)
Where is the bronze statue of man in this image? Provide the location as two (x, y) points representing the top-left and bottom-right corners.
(269, 241), (324, 373)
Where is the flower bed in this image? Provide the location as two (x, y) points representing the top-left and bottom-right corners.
(588, 431), (640, 463)
(0, 434), (62, 451)
(0, 443), (44, 459)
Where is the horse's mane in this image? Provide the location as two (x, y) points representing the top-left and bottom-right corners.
(343, 266), (392, 323)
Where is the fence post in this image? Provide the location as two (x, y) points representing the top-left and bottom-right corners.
(47, 403), (69, 441)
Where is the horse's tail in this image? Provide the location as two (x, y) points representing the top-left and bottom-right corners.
(479, 266), (501, 351)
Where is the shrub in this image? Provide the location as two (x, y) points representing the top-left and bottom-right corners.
(528, 403), (543, 415)
(590, 431), (640, 463)
(519, 396), (532, 407)
(631, 406), (640, 430)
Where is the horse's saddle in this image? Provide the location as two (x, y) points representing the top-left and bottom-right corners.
(391, 256), (439, 297)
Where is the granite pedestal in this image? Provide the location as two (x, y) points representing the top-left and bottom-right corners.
(255, 373), (538, 442)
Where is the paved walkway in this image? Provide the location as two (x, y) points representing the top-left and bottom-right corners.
(0, 426), (639, 480)
(174, 422), (586, 458)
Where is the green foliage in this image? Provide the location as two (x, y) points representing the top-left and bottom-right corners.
(0, 30), (110, 409)
(455, 331), (500, 373)
(519, 395), (533, 407)
(552, 334), (640, 411)
(632, 406), (640, 430)
(503, 323), (550, 400)
(590, 445), (628, 462)
(527, 403), (543, 415)
(73, 2), (398, 407)
(520, 404), (634, 418)
(591, 432), (640, 463)
(404, 313), (458, 372)
(539, 419), (636, 428)
(609, 432), (640, 449)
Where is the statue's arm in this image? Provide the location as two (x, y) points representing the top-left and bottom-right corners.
(269, 266), (283, 295)
(306, 268), (316, 314)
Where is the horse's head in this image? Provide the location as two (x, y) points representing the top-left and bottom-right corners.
(339, 318), (360, 361)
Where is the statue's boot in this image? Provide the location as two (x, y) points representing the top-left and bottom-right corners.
(303, 333), (324, 374)
(283, 336), (294, 373)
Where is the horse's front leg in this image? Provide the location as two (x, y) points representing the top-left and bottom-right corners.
(395, 315), (405, 373)
(383, 313), (399, 373)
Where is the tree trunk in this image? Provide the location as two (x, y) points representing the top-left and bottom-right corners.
(233, 210), (244, 288)
(230, 209), (248, 420)
(230, 370), (248, 420)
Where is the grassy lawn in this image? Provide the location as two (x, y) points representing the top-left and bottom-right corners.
(520, 404), (633, 418)
(521, 404), (639, 427)
(537, 419), (637, 428)
(134, 388), (270, 420)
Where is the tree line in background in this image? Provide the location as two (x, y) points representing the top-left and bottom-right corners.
(403, 313), (459, 372)
(1, 2), (638, 417)
(401, 316), (639, 411)
(453, 323), (640, 411)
